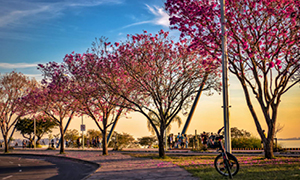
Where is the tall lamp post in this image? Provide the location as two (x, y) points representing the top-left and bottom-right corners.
(81, 115), (85, 150)
(34, 118), (36, 150)
(220, 0), (231, 153)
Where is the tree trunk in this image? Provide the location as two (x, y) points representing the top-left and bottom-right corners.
(102, 129), (108, 155)
(158, 134), (165, 157)
(3, 134), (8, 153)
(158, 125), (165, 158)
(236, 76), (277, 159)
(264, 139), (274, 159)
(59, 125), (65, 154)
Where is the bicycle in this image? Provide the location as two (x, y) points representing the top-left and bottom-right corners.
(213, 127), (239, 179)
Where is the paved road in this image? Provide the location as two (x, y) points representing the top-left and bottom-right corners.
(0, 155), (98, 180)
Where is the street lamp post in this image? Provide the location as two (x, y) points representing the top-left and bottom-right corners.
(220, 0), (231, 153)
(81, 116), (85, 150)
(34, 118), (36, 150)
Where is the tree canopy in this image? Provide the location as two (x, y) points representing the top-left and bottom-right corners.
(15, 117), (58, 145)
(165, 0), (300, 158)
(0, 71), (37, 152)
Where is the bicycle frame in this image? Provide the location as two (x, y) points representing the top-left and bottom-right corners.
(218, 138), (229, 162)
(216, 128), (233, 179)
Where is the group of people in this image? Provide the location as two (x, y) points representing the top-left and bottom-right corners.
(167, 131), (217, 149)
(201, 131), (217, 148)
(168, 133), (189, 149)
(75, 136), (101, 148)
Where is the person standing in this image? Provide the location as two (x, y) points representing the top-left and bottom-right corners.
(180, 134), (184, 148)
(201, 131), (208, 148)
(77, 137), (80, 148)
(184, 134), (189, 148)
(51, 139), (55, 148)
(176, 133), (181, 148)
(96, 136), (100, 148)
(168, 134), (173, 149)
(22, 140), (26, 148)
(86, 138), (90, 148)
(208, 132), (216, 148)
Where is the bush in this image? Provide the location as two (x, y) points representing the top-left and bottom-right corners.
(231, 137), (262, 149)
(152, 145), (159, 148)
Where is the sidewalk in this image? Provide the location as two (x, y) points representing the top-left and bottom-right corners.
(7, 149), (199, 180)
(4, 148), (300, 180)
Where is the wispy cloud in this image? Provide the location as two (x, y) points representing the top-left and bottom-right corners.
(0, 0), (123, 28)
(24, 73), (43, 81)
(121, 20), (152, 29)
(0, 63), (37, 69)
(145, 4), (170, 27)
(121, 4), (170, 29)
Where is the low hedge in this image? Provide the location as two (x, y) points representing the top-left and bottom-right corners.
(231, 137), (262, 149)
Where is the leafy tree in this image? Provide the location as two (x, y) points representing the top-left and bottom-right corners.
(99, 30), (220, 157)
(137, 136), (157, 147)
(229, 127), (251, 139)
(62, 48), (129, 155)
(15, 117), (58, 146)
(87, 129), (102, 140)
(24, 64), (78, 154)
(0, 71), (36, 152)
(64, 129), (80, 143)
(166, 0), (300, 159)
(109, 132), (136, 149)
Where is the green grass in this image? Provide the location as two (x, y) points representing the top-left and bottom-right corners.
(126, 153), (300, 180)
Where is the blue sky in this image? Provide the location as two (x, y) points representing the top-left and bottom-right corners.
(0, 0), (176, 79)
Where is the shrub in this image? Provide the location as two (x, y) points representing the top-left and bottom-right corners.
(231, 137), (262, 149)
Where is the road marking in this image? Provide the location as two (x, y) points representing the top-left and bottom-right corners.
(2, 175), (13, 179)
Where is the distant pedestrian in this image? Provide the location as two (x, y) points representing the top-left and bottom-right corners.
(22, 140), (26, 148)
(184, 134), (189, 148)
(66, 139), (69, 147)
(201, 131), (208, 147)
(208, 132), (216, 148)
(169, 134), (173, 149)
(77, 137), (81, 148)
(96, 136), (101, 148)
(177, 133), (181, 148)
(87, 139), (90, 148)
(92, 137), (96, 147)
(180, 134), (184, 148)
(51, 139), (54, 148)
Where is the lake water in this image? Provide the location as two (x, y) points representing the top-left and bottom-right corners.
(277, 139), (300, 148)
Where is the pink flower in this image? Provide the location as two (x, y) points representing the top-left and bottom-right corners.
(275, 60), (281, 66)
(115, 42), (120, 47)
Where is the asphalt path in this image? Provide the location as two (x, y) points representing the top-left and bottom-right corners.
(0, 155), (98, 180)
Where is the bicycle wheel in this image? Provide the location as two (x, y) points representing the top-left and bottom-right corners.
(214, 152), (239, 177)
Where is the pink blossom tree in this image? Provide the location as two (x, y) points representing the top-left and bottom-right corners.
(63, 50), (128, 155)
(23, 62), (78, 154)
(166, 0), (300, 158)
(0, 71), (37, 152)
(99, 30), (220, 157)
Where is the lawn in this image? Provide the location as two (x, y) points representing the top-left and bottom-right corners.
(127, 153), (300, 180)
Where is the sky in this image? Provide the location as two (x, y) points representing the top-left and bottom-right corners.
(1, 0), (300, 141)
